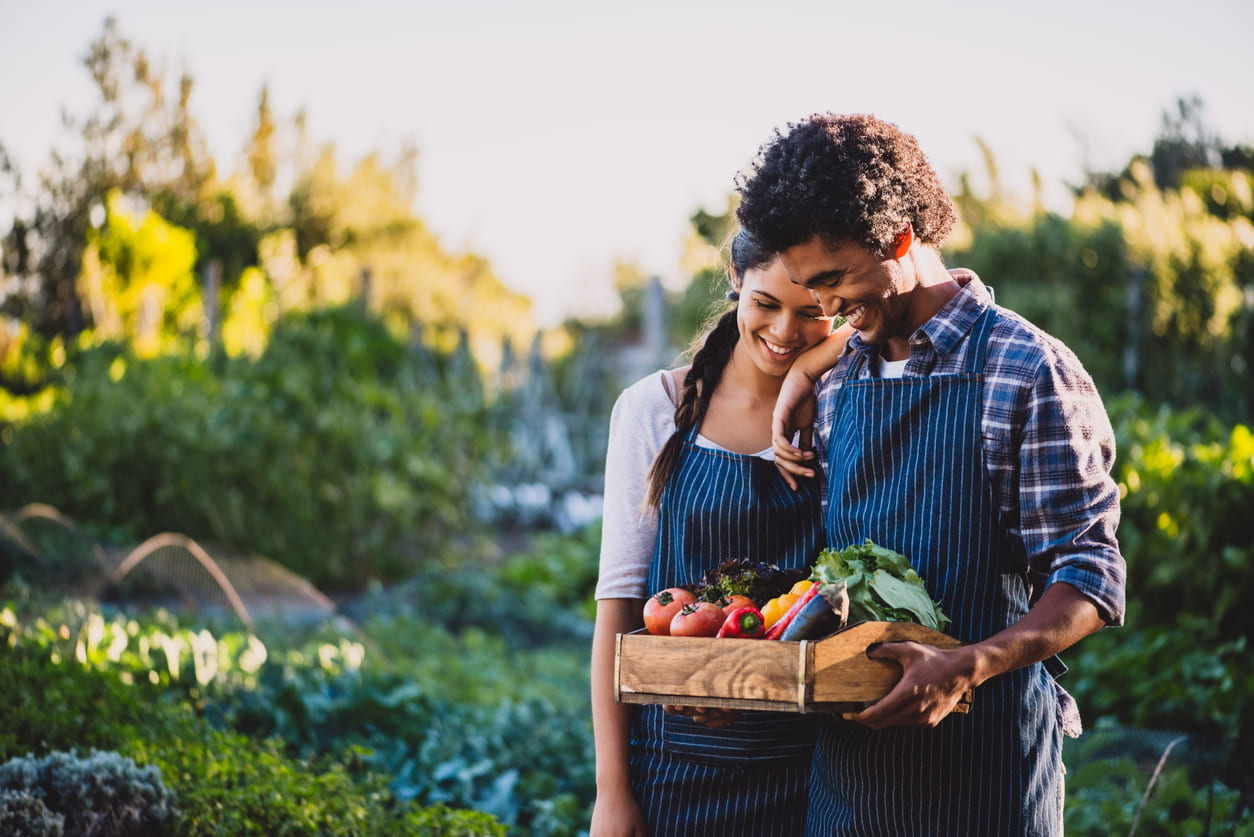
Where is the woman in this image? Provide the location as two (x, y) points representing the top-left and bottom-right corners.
(589, 230), (851, 837)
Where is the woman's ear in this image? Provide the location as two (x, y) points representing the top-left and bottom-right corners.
(892, 223), (914, 260)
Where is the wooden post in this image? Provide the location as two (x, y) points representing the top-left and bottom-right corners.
(1123, 267), (1144, 391)
(359, 266), (372, 313)
(204, 259), (221, 345)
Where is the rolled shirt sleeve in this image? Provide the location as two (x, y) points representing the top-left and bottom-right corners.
(1013, 344), (1127, 625)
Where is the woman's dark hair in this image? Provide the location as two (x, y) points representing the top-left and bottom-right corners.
(642, 229), (771, 510)
(735, 113), (957, 258)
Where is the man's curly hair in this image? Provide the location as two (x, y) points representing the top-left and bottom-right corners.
(735, 113), (957, 258)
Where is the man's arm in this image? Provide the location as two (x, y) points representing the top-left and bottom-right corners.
(849, 334), (1125, 728)
(846, 582), (1104, 729)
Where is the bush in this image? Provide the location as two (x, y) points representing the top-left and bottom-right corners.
(0, 789), (65, 836)
(1066, 610), (1254, 735)
(0, 750), (173, 836)
(1108, 395), (1254, 640)
(0, 306), (511, 588)
(0, 641), (505, 836)
(203, 655), (594, 836)
(1059, 398), (1254, 737)
(1063, 727), (1254, 837)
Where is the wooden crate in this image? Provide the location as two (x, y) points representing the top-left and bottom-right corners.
(615, 621), (971, 714)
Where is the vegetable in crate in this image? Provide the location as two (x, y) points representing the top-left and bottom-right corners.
(716, 605), (768, 638)
(669, 601), (727, 637)
(811, 539), (950, 630)
(692, 557), (808, 605)
(775, 580), (850, 641)
(643, 587), (697, 636)
(763, 581), (823, 639)
(760, 579), (813, 629)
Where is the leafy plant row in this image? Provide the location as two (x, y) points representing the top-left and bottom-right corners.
(1, 523), (604, 836)
(0, 638), (505, 836)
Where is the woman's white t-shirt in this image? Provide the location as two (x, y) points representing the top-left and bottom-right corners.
(594, 370), (772, 601)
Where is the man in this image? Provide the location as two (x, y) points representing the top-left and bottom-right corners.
(736, 113), (1126, 836)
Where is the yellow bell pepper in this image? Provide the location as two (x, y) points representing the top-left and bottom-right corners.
(761, 592), (799, 629)
(789, 579), (814, 596)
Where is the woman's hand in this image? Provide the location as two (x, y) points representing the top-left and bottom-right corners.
(772, 324), (850, 489)
(772, 367), (819, 491)
(663, 704), (741, 729)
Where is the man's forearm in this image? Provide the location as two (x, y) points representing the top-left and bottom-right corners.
(967, 582), (1105, 688)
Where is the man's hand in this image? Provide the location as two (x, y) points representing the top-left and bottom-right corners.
(842, 642), (976, 729)
(844, 584), (1106, 730)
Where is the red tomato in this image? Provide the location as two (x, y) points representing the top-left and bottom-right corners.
(670, 601), (726, 637)
(720, 594), (755, 615)
(642, 587), (697, 636)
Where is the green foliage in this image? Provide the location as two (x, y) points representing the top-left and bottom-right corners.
(1107, 395), (1254, 641)
(0, 305), (509, 587)
(206, 664), (593, 836)
(0, 749), (174, 836)
(948, 130), (1254, 424)
(496, 522), (602, 622)
(1062, 727), (1254, 837)
(82, 190), (203, 356)
(0, 641), (505, 836)
(1058, 398), (1254, 737)
(2, 526), (602, 836)
(945, 212), (1132, 395)
(1065, 612), (1254, 735)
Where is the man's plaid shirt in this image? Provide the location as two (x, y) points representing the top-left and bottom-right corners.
(814, 271), (1126, 625)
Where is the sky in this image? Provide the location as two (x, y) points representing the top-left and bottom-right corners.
(2, 0), (1252, 326)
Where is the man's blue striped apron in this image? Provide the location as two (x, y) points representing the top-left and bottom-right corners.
(804, 308), (1064, 837)
(629, 419), (825, 836)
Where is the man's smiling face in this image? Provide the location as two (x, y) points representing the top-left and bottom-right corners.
(778, 236), (918, 350)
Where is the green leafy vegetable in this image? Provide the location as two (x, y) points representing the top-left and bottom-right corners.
(694, 558), (808, 604)
(811, 539), (950, 630)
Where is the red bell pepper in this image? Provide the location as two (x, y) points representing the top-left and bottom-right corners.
(716, 605), (767, 638)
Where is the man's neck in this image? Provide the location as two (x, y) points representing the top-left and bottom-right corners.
(883, 248), (960, 361)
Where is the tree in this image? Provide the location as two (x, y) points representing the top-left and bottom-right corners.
(951, 98), (1254, 422)
(0, 17), (216, 341)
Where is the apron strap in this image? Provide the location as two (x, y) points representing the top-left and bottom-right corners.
(966, 303), (998, 373)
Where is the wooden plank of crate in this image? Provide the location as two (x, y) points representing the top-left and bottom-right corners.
(616, 631), (801, 707)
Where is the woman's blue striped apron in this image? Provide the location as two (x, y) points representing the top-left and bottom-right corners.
(805, 308), (1064, 837)
(629, 419), (825, 836)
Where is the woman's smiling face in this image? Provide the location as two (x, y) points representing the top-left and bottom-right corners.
(736, 257), (833, 377)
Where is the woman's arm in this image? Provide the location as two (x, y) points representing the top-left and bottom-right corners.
(590, 598), (648, 836)
(772, 325), (852, 489)
(590, 376), (672, 835)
